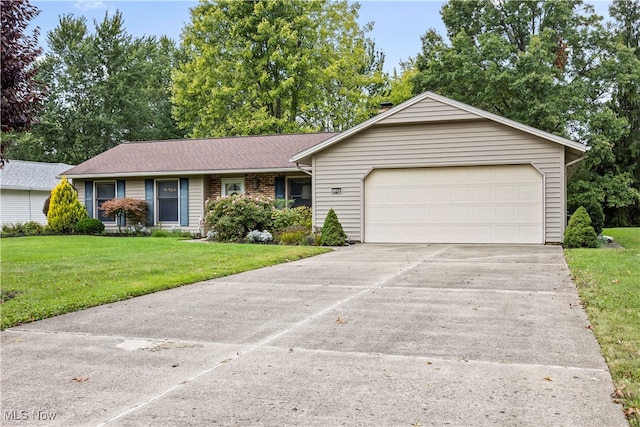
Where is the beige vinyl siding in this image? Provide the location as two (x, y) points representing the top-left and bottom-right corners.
(188, 176), (205, 232)
(313, 120), (564, 243)
(378, 97), (479, 125)
(122, 180), (144, 228)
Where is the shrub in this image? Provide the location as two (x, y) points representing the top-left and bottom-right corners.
(246, 230), (273, 243)
(47, 176), (88, 233)
(73, 218), (105, 235)
(564, 206), (599, 248)
(205, 195), (274, 242)
(319, 208), (347, 246)
(22, 221), (44, 235)
(99, 198), (148, 231)
(151, 229), (170, 237)
(278, 225), (311, 245)
(568, 195), (604, 235)
(271, 206), (312, 231)
(129, 223), (151, 236)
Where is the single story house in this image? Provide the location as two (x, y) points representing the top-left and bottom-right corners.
(0, 160), (75, 225)
(63, 91), (588, 244)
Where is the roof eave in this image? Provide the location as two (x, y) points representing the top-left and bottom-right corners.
(63, 167), (305, 180)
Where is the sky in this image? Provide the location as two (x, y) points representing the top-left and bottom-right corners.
(29, 0), (613, 74)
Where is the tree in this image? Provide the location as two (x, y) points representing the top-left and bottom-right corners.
(0, 0), (45, 164)
(605, 0), (640, 225)
(8, 12), (183, 164)
(412, 0), (639, 225)
(172, 0), (387, 137)
(47, 176), (88, 233)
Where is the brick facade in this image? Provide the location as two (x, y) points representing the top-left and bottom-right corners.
(207, 173), (279, 200)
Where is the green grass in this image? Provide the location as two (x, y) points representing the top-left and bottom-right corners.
(0, 236), (329, 329)
(565, 227), (640, 426)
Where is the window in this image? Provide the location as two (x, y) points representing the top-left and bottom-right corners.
(157, 180), (178, 222)
(221, 178), (245, 196)
(95, 182), (116, 222)
(288, 177), (311, 207)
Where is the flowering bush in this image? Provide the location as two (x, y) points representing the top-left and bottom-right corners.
(205, 195), (274, 242)
(246, 230), (273, 243)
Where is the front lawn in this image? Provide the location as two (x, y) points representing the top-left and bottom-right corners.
(565, 227), (640, 426)
(0, 236), (329, 329)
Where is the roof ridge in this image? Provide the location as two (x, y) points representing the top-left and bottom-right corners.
(121, 131), (339, 145)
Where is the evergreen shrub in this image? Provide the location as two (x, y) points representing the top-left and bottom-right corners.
(319, 208), (347, 246)
(564, 206), (599, 248)
(47, 176), (88, 233)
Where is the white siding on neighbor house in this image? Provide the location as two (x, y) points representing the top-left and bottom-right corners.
(1, 189), (50, 225)
(378, 97), (479, 125)
(313, 120), (564, 243)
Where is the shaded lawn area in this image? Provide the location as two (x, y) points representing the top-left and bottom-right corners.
(565, 227), (640, 426)
(0, 236), (330, 329)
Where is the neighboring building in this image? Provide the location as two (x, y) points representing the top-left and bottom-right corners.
(64, 91), (588, 244)
(0, 160), (74, 225)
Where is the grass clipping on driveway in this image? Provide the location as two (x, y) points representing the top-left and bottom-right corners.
(565, 227), (640, 426)
(0, 236), (329, 330)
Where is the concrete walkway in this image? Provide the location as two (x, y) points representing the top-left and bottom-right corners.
(1, 244), (627, 426)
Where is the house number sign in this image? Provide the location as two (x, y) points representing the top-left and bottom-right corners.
(331, 188), (342, 195)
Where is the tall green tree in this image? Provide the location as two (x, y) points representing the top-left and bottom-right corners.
(172, 0), (387, 137)
(0, 0), (45, 164)
(413, 0), (639, 225)
(9, 12), (182, 164)
(605, 0), (640, 225)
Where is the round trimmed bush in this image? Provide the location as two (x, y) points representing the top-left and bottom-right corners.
(73, 218), (105, 235)
(564, 206), (598, 248)
(568, 196), (604, 235)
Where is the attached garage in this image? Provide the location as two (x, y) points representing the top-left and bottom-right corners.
(292, 91), (588, 244)
(364, 165), (543, 244)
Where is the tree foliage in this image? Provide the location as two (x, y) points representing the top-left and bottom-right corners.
(99, 198), (148, 227)
(47, 176), (88, 233)
(412, 0), (640, 226)
(8, 12), (183, 164)
(172, 0), (387, 137)
(0, 0), (45, 163)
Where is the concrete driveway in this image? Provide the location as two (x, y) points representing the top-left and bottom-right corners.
(1, 244), (627, 426)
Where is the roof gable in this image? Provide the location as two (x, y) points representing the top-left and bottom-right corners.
(291, 91), (587, 164)
(0, 160), (74, 191)
(63, 133), (337, 178)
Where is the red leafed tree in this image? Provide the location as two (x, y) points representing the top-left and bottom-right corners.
(1, 0), (45, 164)
(99, 198), (148, 228)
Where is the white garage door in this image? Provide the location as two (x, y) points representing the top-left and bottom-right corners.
(364, 165), (543, 244)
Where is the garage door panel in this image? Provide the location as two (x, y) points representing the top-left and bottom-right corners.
(364, 165), (543, 244)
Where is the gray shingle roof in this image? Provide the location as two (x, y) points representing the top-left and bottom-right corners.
(0, 160), (75, 191)
(63, 133), (337, 178)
